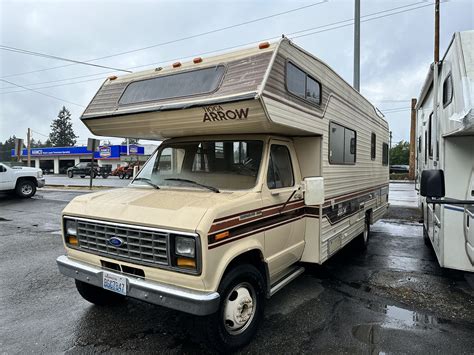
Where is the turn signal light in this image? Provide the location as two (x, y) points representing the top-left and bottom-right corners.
(172, 62), (182, 68)
(193, 57), (203, 64)
(108, 75), (118, 80)
(177, 257), (196, 268)
(258, 42), (270, 49)
(67, 236), (78, 245)
(215, 231), (229, 241)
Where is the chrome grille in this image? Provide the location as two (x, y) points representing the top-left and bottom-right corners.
(75, 219), (169, 266)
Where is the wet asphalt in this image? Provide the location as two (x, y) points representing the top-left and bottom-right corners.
(0, 188), (473, 354)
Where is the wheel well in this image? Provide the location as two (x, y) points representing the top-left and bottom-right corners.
(16, 176), (38, 187)
(223, 249), (268, 293)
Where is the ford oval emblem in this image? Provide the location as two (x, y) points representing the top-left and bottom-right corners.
(107, 237), (125, 247)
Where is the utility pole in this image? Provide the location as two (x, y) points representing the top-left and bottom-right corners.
(353, 0), (360, 91)
(409, 98), (417, 180)
(27, 128), (31, 167)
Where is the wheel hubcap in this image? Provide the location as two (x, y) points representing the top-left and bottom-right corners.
(22, 184), (32, 195)
(223, 282), (256, 335)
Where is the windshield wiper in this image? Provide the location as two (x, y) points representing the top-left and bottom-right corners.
(164, 178), (220, 193)
(133, 177), (160, 189)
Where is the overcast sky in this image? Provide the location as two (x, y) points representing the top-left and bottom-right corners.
(0, 0), (472, 146)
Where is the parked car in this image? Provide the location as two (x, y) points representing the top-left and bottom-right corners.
(390, 165), (409, 174)
(0, 162), (45, 198)
(67, 162), (110, 179)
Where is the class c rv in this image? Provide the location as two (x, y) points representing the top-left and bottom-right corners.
(57, 38), (389, 350)
(417, 30), (474, 272)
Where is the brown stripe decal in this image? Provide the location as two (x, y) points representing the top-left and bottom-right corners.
(207, 184), (388, 249)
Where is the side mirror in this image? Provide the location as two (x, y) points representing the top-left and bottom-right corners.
(304, 177), (324, 205)
(420, 169), (445, 198)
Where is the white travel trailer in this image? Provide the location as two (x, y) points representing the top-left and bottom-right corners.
(417, 30), (474, 272)
(57, 38), (389, 350)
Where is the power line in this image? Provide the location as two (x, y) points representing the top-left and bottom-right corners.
(0, 0), (441, 95)
(0, 46), (132, 73)
(291, 1), (441, 40)
(0, 0), (328, 79)
(31, 129), (49, 138)
(0, 78), (85, 107)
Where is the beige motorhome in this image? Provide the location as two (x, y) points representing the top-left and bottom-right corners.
(57, 38), (389, 350)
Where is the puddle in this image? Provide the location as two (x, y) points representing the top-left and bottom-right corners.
(381, 305), (438, 329)
(0, 217), (12, 222)
(353, 304), (440, 346)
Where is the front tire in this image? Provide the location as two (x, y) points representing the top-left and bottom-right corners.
(15, 180), (36, 198)
(204, 264), (265, 352)
(67, 170), (73, 178)
(75, 280), (125, 306)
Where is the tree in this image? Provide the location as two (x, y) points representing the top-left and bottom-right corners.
(121, 138), (139, 145)
(0, 135), (18, 161)
(390, 140), (410, 165)
(49, 106), (78, 147)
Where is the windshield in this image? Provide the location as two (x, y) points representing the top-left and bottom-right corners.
(132, 140), (264, 191)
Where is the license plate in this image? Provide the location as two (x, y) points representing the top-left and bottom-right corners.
(103, 272), (127, 296)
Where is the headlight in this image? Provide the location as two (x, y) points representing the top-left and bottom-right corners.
(65, 219), (77, 236)
(175, 236), (195, 258)
(37, 170), (43, 178)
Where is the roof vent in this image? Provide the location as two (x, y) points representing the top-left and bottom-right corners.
(193, 57), (203, 64)
(172, 62), (182, 68)
(108, 75), (118, 81)
(258, 42), (270, 49)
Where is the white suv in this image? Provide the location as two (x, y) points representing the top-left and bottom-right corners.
(0, 162), (45, 198)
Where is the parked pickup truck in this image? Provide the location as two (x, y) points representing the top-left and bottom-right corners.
(0, 162), (45, 198)
(67, 162), (110, 179)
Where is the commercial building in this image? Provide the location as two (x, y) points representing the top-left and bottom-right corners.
(11, 145), (149, 174)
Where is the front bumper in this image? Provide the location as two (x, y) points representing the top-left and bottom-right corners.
(37, 178), (45, 188)
(56, 255), (220, 316)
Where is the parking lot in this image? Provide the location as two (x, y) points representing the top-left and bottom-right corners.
(1, 185), (473, 353)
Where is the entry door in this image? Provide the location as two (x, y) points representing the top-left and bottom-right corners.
(262, 141), (305, 278)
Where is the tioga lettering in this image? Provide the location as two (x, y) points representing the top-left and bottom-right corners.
(202, 105), (249, 122)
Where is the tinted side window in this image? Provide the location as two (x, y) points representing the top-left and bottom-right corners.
(371, 133), (376, 160)
(306, 76), (321, 104)
(428, 113), (433, 158)
(329, 122), (356, 164)
(329, 123), (345, 164)
(267, 145), (294, 189)
(344, 128), (356, 164)
(382, 143), (389, 166)
(442, 74), (453, 107)
(286, 63), (306, 99)
(286, 62), (322, 105)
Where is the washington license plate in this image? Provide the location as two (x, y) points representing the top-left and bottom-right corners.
(103, 272), (127, 295)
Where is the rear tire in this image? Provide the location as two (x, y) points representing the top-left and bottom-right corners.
(356, 214), (370, 250)
(67, 170), (73, 178)
(118, 173), (125, 179)
(125, 174), (131, 179)
(75, 280), (125, 306)
(15, 179), (36, 198)
(204, 264), (265, 352)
